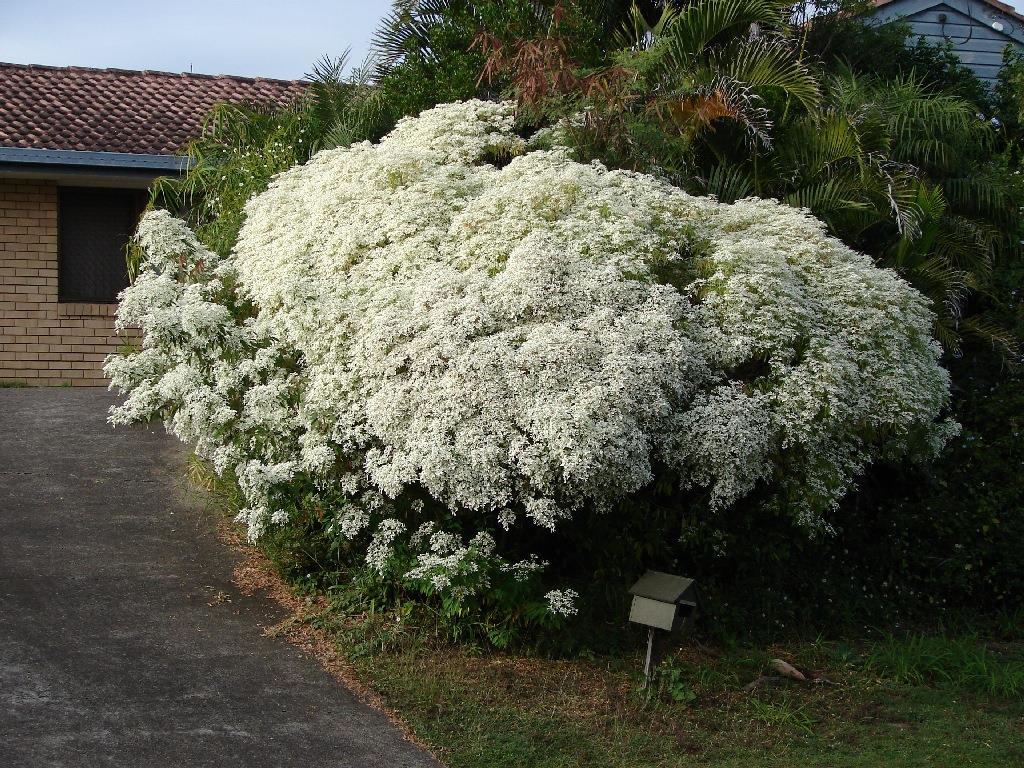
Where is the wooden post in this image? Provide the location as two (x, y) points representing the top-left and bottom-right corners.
(642, 627), (655, 688)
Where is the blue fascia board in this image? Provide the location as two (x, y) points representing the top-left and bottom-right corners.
(0, 147), (191, 173)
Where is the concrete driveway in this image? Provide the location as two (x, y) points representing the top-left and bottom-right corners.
(0, 388), (439, 768)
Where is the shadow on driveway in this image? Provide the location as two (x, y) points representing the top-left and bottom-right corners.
(0, 388), (439, 768)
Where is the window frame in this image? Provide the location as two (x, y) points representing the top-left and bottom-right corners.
(57, 186), (146, 304)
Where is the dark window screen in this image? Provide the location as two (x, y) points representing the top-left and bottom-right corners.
(59, 187), (141, 303)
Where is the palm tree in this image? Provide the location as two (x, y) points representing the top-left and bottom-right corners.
(485, 0), (819, 178)
(550, 5), (1018, 356)
(372, 0), (654, 72)
(729, 72), (1019, 355)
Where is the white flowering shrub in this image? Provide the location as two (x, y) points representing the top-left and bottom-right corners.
(108, 100), (955, 621)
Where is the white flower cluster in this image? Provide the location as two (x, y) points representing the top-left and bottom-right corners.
(108, 100), (955, 615)
(545, 589), (580, 617)
(106, 210), (303, 540)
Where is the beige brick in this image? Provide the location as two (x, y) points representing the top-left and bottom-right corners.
(0, 179), (126, 385)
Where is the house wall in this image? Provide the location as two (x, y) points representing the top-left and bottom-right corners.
(0, 179), (136, 386)
(870, 0), (1024, 84)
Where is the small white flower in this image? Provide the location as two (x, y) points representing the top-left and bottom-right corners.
(366, 519), (406, 575)
(545, 589), (579, 617)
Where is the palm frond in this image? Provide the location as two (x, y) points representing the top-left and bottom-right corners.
(660, 0), (791, 69)
(911, 255), (971, 314)
(613, 1), (680, 51)
(783, 178), (869, 220)
(700, 161), (755, 202)
(884, 171), (926, 240)
(932, 214), (998, 277)
(722, 35), (819, 109)
(777, 111), (865, 178)
(944, 173), (1023, 227)
(962, 314), (1022, 360)
(371, 0), (462, 71)
(931, 314), (964, 358)
(654, 74), (773, 146)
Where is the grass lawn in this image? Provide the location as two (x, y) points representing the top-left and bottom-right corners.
(341, 632), (1024, 768)
(258, 575), (1023, 768)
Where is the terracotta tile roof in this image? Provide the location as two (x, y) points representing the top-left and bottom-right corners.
(0, 62), (307, 156)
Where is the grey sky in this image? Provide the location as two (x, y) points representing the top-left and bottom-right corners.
(0, 1), (393, 81)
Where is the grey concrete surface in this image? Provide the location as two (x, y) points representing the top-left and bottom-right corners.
(0, 388), (439, 768)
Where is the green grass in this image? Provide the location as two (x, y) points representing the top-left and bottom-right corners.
(0, 379), (27, 387)
(866, 634), (1024, 697)
(338, 631), (1024, 768)
(748, 696), (817, 735)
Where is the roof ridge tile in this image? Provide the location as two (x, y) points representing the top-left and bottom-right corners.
(0, 61), (306, 85)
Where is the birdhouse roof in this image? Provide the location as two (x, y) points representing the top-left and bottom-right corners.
(629, 570), (697, 605)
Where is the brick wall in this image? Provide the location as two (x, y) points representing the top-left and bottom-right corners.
(0, 179), (137, 386)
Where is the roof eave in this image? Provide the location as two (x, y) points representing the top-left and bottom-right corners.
(0, 147), (192, 188)
(0, 147), (191, 172)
